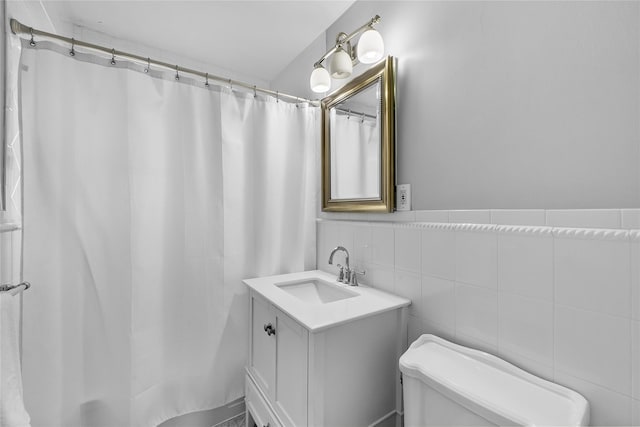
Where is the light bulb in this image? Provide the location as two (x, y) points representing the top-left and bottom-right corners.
(310, 65), (331, 93)
(357, 28), (384, 64)
(329, 47), (353, 79)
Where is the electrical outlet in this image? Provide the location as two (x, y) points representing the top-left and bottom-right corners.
(396, 184), (411, 211)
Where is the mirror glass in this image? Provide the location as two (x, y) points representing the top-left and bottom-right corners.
(329, 79), (381, 200)
(322, 56), (396, 212)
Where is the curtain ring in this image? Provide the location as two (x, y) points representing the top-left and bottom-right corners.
(69, 38), (75, 56)
(175, 65), (180, 81)
(144, 57), (150, 74)
(348, 109), (351, 119)
(205, 73), (209, 87)
(228, 79), (233, 91)
(29, 27), (36, 47)
(361, 112), (365, 123)
(253, 85), (257, 98)
(110, 49), (116, 65)
(276, 91), (279, 103)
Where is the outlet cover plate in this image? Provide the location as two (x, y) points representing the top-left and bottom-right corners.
(397, 184), (411, 211)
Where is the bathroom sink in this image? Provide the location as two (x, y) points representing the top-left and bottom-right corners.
(244, 270), (410, 332)
(275, 278), (358, 304)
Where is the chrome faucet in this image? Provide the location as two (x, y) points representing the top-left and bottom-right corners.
(328, 246), (350, 269)
(328, 246), (349, 282)
(328, 246), (365, 286)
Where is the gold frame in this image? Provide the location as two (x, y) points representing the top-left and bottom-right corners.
(321, 56), (396, 212)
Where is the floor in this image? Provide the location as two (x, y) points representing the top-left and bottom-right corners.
(217, 413), (245, 427)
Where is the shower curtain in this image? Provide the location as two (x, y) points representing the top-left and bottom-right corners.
(329, 111), (380, 199)
(16, 42), (317, 427)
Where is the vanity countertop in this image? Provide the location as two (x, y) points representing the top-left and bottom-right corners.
(243, 269), (411, 332)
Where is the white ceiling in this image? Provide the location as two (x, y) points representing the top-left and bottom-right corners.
(37, 0), (354, 83)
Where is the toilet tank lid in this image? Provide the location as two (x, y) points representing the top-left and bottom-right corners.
(399, 335), (589, 426)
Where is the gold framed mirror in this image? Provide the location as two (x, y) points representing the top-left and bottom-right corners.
(321, 56), (396, 212)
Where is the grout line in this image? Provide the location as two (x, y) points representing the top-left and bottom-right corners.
(630, 239), (635, 400)
(619, 209), (624, 229)
(552, 232), (556, 382)
(496, 232), (501, 355)
(453, 227), (458, 339)
(556, 368), (635, 400)
(554, 301), (634, 322)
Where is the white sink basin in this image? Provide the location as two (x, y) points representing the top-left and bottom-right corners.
(244, 270), (411, 331)
(275, 279), (358, 304)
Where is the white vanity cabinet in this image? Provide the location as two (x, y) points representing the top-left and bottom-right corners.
(244, 271), (410, 427)
(248, 291), (309, 427)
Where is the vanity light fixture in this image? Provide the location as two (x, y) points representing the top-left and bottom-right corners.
(309, 15), (384, 93)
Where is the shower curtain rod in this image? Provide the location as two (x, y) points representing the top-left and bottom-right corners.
(334, 107), (377, 120)
(9, 18), (318, 105)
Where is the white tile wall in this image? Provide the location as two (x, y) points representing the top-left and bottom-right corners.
(394, 227), (421, 273)
(418, 318), (455, 342)
(496, 347), (553, 382)
(420, 275), (455, 328)
(316, 221), (336, 273)
(371, 226), (394, 267)
(546, 209), (622, 229)
(623, 209), (640, 229)
(455, 283), (498, 349)
(455, 331), (498, 355)
(352, 225), (372, 267)
(554, 236), (630, 317)
(335, 222), (355, 251)
(395, 270), (421, 317)
(407, 315), (423, 346)
(363, 263), (394, 294)
(414, 210), (449, 223)
(633, 238), (639, 321)
(421, 228), (455, 280)
(498, 292), (553, 365)
(634, 320), (640, 400)
(490, 209), (546, 226)
(455, 229), (497, 289)
(316, 218), (638, 426)
(402, 208), (640, 229)
(555, 371), (633, 427)
(554, 305), (631, 394)
(497, 232), (553, 301)
(449, 210), (492, 224)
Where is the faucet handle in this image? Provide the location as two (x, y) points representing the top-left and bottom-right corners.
(336, 264), (345, 282)
(349, 268), (366, 286)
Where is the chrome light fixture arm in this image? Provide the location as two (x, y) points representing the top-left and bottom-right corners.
(309, 15), (384, 93)
(313, 15), (381, 68)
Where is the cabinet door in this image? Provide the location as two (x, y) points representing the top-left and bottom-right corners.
(250, 292), (276, 398)
(274, 308), (309, 427)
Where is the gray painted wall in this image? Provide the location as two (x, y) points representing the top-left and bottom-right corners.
(273, 1), (640, 209)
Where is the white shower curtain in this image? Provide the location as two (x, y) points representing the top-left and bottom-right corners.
(17, 42), (316, 427)
(330, 111), (380, 200)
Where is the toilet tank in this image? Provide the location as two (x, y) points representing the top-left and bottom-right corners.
(399, 335), (589, 427)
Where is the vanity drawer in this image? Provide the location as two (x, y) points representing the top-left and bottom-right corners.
(246, 373), (282, 427)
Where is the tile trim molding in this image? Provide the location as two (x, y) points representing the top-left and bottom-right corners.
(319, 208), (640, 230)
(552, 227), (630, 241)
(317, 219), (636, 241)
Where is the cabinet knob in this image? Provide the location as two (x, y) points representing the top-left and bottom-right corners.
(263, 323), (276, 336)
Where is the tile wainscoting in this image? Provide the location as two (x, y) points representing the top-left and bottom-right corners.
(317, 216), (640, 426)
(319, 208), (640, 229)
